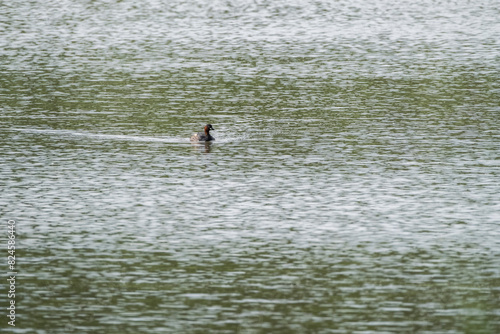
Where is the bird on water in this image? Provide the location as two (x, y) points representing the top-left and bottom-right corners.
(190, 124), (215, 142)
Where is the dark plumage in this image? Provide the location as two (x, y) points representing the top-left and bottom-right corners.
(190, 124), (215, 142)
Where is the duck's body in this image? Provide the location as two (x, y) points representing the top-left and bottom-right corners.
(190, 124), (215, 142)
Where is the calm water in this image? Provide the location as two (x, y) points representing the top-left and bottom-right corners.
(1, 0), (500, 333)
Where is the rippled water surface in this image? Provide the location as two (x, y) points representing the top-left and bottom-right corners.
(1, 0), (500, 333)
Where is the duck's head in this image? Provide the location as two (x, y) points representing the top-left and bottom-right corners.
(204, 124), (214, 132)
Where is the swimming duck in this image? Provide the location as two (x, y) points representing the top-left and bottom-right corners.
(190, 124), (215, 142)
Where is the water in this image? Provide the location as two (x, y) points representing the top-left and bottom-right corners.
(1, 0), (500, 333)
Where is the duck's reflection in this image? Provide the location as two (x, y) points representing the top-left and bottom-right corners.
(191, 141), (212, 153)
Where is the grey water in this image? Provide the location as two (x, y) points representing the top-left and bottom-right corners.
(1, 0), (500, 333)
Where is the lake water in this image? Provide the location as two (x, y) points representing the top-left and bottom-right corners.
(1, 0), (500, 333)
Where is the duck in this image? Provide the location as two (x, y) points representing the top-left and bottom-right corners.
(190, 124), (215, 142)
